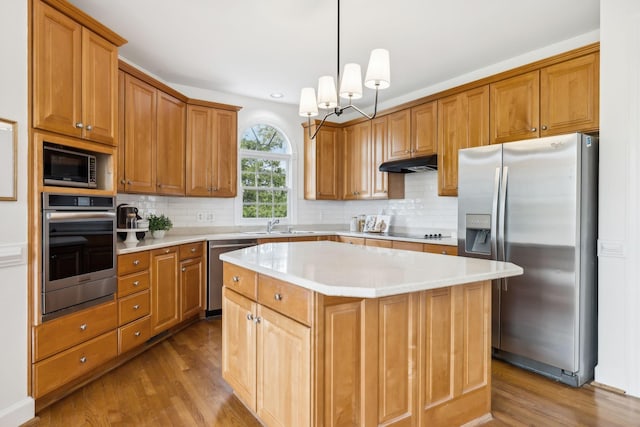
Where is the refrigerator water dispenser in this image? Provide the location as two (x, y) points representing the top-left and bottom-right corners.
(465, 214), (491, 254)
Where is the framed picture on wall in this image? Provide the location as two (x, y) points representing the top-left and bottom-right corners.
(0, 118), (17, 201)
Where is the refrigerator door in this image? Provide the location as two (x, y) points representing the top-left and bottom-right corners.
(457, 144), (502, 347)
(500, 134), (580, 372)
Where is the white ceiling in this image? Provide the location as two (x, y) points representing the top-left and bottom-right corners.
(69, 0), (600, 109)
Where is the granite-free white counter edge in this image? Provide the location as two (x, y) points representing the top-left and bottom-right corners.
(220, 241), (523, 298)
(116, 230), (457, 254)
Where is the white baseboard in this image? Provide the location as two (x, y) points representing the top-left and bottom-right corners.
(0, 397), (35, 427)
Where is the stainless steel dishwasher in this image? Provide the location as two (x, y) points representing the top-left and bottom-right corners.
(207, 239), (258, 316)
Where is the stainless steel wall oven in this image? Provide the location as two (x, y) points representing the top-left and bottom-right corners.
(42, 193), (117, 321)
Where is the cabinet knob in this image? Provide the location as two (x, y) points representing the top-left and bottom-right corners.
(165, 249), (170, 254)
(157, 183), (163, 188)
(232, 276), (240, 282)
(134, 331), (141, 337)
(246, 313), (254, 321)
(208, 187), (212, 192)
(531, 127), (537, 132)
(274, 293), (282, 301)
(86, 124), (93, 131)
(181, 267), (186, 272)
(133, 280), (140, 287)
(212, 187), (218, 191)
(191, 248), (196, 252)
(133, 260), (140, 266)
(120, 179), (126, 184)
(127, 180), (132, 185)
(79, 323), (87, 331)
(253, 316), (261, 324)
(541, 125), (548, 130)
(79, 356), (87, 363)
(75, 122), (84, 129)
(442, 250), (447, 255)
(133, 304), (140, 310)
(404, 150), (409, 153)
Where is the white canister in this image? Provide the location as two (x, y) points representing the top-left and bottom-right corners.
(349, 217), (358, 232)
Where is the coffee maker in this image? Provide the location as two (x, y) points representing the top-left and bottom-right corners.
(117, 204), (145, 240)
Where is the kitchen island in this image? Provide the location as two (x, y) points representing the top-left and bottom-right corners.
(220, 241), (522, 427)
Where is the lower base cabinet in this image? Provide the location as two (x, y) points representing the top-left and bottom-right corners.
(222, 263), (491, 427)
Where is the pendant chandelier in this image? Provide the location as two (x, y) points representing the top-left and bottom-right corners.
(298, 0), (391, 139)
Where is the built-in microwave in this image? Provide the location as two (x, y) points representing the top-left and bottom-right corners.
(43, 145), (97, 188)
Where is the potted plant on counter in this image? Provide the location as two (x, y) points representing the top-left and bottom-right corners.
(147, 213), (173, 239)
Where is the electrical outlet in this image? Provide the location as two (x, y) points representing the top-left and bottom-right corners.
(205, 212), (215, 222)
(196, 212), (205, 222)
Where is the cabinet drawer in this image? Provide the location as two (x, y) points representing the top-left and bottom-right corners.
(34, 301), (117, 362)
(365, 238), (392, 248)
(118, 316), (151, 354)
(118, 290), (150, 326)
(258, 275), (312, 326)
(223, 263), (257, 300)
(423, 244), (458, 256)
(392, 241), (423, 252)
(117, 270), (150, 297)
(33, 330), (117, 398)
(118, 251), (150, 276)
(180, 242), (203, 260)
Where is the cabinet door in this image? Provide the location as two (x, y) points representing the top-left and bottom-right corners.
(33, 1), (83, 139)
(156, 92), (186, 195)
(490, 70), (540, 144)
(354, 122), (372, 199)
(256, 305), (311, 427)
(211, 109), (238, 197)
(411, 101), (438, 157)
(540, 53), (599, 136)
(150, 247), (179, 335)
(222, 288), (257, 411)
(371, 116), (389, 199)
(186, 105), (213, 196)
(305, 125), (340, 200)
(82, 28), (118, 145)
(180, 257), (203, 319)
(342, 125), (357, 200)
(387, 110), (411, 161)
(117, 70), (126, 192)
(124, 74), (157, 193)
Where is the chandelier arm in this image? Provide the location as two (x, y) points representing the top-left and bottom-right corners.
(307, 110), (339, 140)
(338, 86), (380, 120)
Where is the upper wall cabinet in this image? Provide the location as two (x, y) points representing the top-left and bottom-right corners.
(33, 0), (120, 146)
(186, 105), (238, 197)
(156, 92), (186, 195)
(303, 122), (341, 200)
(386, 102), (437, 161)
(490, 53), (599, 144)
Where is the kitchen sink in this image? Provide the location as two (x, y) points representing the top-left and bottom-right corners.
(241, 230), (320, 235)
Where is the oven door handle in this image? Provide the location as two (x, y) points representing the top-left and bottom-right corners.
(46, 211), (116, 220)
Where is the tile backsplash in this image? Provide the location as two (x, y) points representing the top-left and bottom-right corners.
(117, 171), (457, 233)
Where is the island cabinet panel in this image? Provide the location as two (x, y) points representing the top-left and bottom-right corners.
(257, 305), (311, 427)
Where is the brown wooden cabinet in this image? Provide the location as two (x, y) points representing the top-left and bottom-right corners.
(179, 242), (205, 319)
(387, 109), (412, 161)
(33, 0), (119, 145)
(156, 92), (186, 195)
(186, 105), (238, 197)
(490, 53), (599, 144)
(343, 121), (372, 200)
(117, 251), (151, 355)
(438, 86), (490, 196)
(150, 246), (180, 335)
(386, 102), (437, 161)
(303, 122), (341, 200)
(122, 74), (157, 193)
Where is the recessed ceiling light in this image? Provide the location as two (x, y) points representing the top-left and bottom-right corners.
(270, 92), (284, 99)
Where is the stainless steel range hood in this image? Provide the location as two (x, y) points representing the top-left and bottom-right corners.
(378, 155), (438, 173)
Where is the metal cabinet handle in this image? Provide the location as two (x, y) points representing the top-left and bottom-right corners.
(80, 356), (87, 363)
(531, 127), (537, 132)
(133, 260), (140, 266)
(274, 293), (282, 301)
(191, 247), (196, 252)
(120, 179), (126, 184)
(86, 124), (93, 131)
(541, 125), (548, 130)
(133, 304), (140, 310)
(253, 316), (261, 324)
(133, 280), (140, 287)
(246, 313), (254, 321)
(165, 249), (170, 254)
(79, 324), (87, 331)
(441, 250), (447, 255)
(75, 122), (84, 129)
(134, 331), (141, 337)
(181, 267), (186, 272)
(232, 276), (240, 282)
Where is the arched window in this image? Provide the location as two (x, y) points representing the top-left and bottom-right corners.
(239, 124), (292, 220)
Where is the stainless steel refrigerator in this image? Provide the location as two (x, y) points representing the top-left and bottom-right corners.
(457, 132), (598, 387)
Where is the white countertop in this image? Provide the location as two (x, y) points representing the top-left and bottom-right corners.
(220, 241), (523, 298)
(116, 230), (457, 254)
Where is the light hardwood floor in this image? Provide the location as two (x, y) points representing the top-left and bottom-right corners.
(30, 318), (640, 426)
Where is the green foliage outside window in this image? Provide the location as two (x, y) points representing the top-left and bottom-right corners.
(240, 125), (290, 219)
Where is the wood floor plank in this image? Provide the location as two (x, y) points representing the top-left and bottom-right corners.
(30, 318), (640, 427)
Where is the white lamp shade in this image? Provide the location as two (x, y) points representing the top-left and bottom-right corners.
(339, 63), (363, 100)
(299, 88), (319, 117)
(364, 48), (390, 89)
(317, 75), (338, 109)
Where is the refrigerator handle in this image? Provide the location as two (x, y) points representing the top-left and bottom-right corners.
(491, 167), (500, 260)
(498, 166), (509, 262)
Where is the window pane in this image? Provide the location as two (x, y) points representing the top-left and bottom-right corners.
(274, 190), (287, 203)
(241, 158), (258, 172)
(243, 204), (256, 218)
(257, 205), (273, 218)
(242, 172), (255, 186)
(240, 124), (289, 153)
(274, 204), (287, 217)
(257, 173), (271, 187)
(243, 189), (256, 203)
(257, 190), (273, 203)
(272, 173), (286, 188)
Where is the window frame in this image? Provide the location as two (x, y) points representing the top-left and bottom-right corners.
(236, 124), (293, 225)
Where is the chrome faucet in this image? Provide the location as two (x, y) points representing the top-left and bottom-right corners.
(266, 218), (280, 233)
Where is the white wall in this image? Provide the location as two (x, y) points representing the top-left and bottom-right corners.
(596, 0), (640, 397)
(0, 0), (34, 425)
